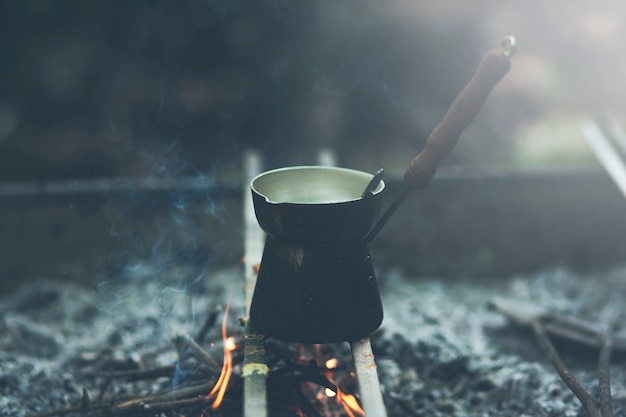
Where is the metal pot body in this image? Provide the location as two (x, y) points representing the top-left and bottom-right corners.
(248, 166), (385, 343)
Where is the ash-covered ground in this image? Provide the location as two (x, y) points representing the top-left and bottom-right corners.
(2, 261), (626, 417)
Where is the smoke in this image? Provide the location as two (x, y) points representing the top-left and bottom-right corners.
(96, 139), (234, 343)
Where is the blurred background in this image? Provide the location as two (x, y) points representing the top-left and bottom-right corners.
(2, 0), (625, 180)
(1, 0), (626, 292)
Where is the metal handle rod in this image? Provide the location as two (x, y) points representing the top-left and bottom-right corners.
(364, 37), (515, 245)
(403, 40), (513, 189)
(363, 187), (410, 245)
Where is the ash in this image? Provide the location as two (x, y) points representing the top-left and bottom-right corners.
(2, 262), (626, 417)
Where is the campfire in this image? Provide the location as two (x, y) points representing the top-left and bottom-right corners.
(6, 35), (626, 417)
(15, 38), (515, 417)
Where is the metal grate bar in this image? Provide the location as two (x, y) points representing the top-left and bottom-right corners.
(242, 150), (268, 417)
(581, 119), (626, 200)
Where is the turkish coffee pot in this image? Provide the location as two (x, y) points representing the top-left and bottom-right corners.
(249, 166), (386, 343)
(248, 43), (514, 344)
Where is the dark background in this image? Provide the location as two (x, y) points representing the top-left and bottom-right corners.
(3, 1), (625, 182)
(0, 0), (530, 182)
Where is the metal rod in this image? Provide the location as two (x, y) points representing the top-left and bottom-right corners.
(321, 149), (389, 416)
(364, 38), (514, 245)
(350, 338), (388, 417)
(242, 150), (269, 417)
(363, 187), (410, 245)
(598, 114), (626, 157)
(580, 121), (626, 200)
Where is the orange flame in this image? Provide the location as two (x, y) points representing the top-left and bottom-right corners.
(336, 388), (365, 417)
(206, 304), (234, 409)
(324, 358), (365, 417)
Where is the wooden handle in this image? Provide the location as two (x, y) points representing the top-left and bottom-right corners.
(404, 50), (511, 188)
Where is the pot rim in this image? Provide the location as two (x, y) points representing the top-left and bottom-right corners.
(251, 165), (385, 205)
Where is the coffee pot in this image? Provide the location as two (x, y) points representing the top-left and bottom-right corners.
(249, 166), (385, 343)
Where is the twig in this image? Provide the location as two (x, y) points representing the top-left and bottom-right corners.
(598, 338), (614, 417)
(542, 316), (606, 349)
(490, 297), (617, 417)
(96, 365), (176, 381)
(490, 297), (626, 352)
(25, 376), (233, 417)
(531, 320), (600, 417)
(81, 388), (97, 417)
(350, 338), (388, 417)
(115, 395), (209, 416)
(28, 363), (240, 417)
(26, 405), (102, 417)
(113, 381), (215, 411)
(173, 335), (221, 371)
